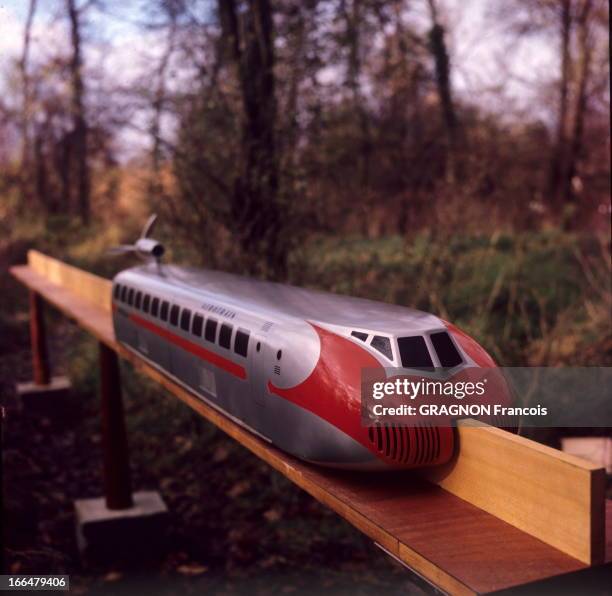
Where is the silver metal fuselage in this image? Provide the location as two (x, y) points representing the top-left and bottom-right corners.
(112, 264), (474, 469)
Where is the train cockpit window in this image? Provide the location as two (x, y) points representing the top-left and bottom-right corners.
(234, 330), (249, 357)
(192, 314), (204, 337)
(135, 291), (142, 310)
(430, 331), (463, 368)
(219, 323), (233, 349)
(170, 304), (180, 326)
(351, 331), (368, 341)
(180, 308), (192, 331)
(205, 318), (217, 342)
(120, 285), (127, 303)
(371, 335), (393, 361)
(127, 288), (135, 306)
(160, 300), (169, 321)
(114, 284), (120, 299)
(151, 297), (160, 317)
(397, 336), (434, 369)
(143, 294), (151, 313)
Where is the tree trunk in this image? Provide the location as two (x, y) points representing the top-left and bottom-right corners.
(548, 0), (572, 206)
(282, 4), (307, 174)
(564, 0), (594, 206)
(341, 0), (371, 188)
(34, 127), (49, 210)
(149, 17), (177, 200)
(19, 0), (38, 205)
(67, 0), (90, 224)
(426, 0), (458, 185)
(56, 132), (72, 211)
(218, 0), (285, 276)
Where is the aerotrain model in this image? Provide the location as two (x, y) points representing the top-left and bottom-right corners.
(111, 217), (512, 470)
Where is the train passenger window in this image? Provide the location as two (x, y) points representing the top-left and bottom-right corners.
(430, 331), (463, 368)
(128, 288), (135, 306)
(120, 285), (128, 302)
(160, 300), (169, 321)
(397, 336), (434, 369)
(192, 314), (204, 337)
(135, 291), (142, 310)
(234, 330), (249, 357)
(351, 331), (368, 341)
(205, 318), (217, 342)
(151, 297), (160, 317)
(219, 323), (232, 349)
(180, 308), (191, 331)
(371, 336), (393, 361)
(114, 284), (120, 299)
(170, 304), (180, 326)
(143, 294), (151, 313)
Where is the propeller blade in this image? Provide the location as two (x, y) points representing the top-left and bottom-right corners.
(106, 245), (136, 255)
(141, 214), (158, 239)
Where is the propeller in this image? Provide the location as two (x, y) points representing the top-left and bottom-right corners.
(107, 214), (165, 264)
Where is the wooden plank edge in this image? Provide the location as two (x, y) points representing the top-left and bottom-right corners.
(590, 469), (606, 565)
(424, 419), (606, 565)
(398, 543), (476, 596)
(458, 420), (603, 471)
(10, 266), (117, 351)
(27, 250), (112, 313)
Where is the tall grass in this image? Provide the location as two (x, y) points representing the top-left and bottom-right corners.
(291, 231), (611, 366)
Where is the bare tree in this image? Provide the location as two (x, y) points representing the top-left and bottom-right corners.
(278, 1), (310, 173)
(564, 0), (594, 204)
(426, 0), (458, 185)
(548, 0), (572, 205)
(66, 0), (91, 224)
(218, 0), (286, 275)
(545, 0), (600, 219)
(340, 0), (372, 188)
(149, 16), (178, 199)
(19, 0), (38, 204)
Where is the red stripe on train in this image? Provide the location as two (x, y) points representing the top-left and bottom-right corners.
(127, 311), (247, 380)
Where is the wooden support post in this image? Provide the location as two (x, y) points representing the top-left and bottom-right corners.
(99, 342), (133, 510)
(29, 291), (50, 385)
(73, 343), (166, 560)
(17, 290), (71, 408)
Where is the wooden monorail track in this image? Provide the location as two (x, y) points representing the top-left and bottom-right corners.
(9, 251), (610, 595)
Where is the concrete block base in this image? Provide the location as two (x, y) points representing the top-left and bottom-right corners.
(75, 491), (168, 563)
(16, 376), (72, 411)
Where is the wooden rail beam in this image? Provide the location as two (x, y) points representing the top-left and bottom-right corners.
(9, 250), (610, 594)
(423, 419), (606, 565)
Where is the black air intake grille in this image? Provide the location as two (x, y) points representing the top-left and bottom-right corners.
(367, 424), (440, 465)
